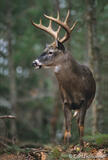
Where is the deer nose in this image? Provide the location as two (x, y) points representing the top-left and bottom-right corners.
(32, 60), (42, 68)
(32, 60), (37, 67)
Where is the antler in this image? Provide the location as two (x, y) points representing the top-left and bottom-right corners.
(44, 10), (77, 43)
(32, 10), (77, 43)
(32, 17), (61, 40)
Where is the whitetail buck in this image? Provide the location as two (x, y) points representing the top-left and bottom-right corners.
(32, 11), (96, 146)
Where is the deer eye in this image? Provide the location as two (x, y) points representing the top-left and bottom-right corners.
(49, 51), (53, 55)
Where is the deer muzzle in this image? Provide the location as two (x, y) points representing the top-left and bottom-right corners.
(32, 59), (42, 69)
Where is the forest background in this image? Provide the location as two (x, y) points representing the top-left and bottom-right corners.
(0, 0), (108, 145)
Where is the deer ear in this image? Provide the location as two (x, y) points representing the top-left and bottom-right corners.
(56, 40), (65, 52)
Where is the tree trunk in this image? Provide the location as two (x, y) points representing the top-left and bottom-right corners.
(7, 9), (17, 139)
(85, 0), (102, 134)
(55, 0), (60, 13)
(66, 0), (75, 51)
(49, 0), (63, 142)
(50, 90), (61, 142)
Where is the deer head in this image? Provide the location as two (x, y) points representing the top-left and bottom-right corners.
(32, 10), (77, 69)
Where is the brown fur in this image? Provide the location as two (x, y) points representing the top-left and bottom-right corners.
(32, 42), (96, 146)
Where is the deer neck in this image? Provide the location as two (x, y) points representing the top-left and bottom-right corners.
(54, 52), (79, 75)
(54, 65), (62, 73)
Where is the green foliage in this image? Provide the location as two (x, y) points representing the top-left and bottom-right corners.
(0, 144), (32, 155)
(84, 134), (108, 145)
(95, 134), (108, 145)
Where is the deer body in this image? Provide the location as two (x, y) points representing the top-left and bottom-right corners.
(54, 52), (95, 110)
(53, 50), (96, 145)
(32, 11), (96, 146)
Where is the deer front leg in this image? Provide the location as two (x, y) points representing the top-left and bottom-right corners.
(64, 103), (72, 144)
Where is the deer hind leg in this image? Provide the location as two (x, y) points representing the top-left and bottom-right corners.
(77, 107), (87, 146)
(64, 103), (72, 144)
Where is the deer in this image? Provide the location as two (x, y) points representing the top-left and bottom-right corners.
(32, 10), (96, 146)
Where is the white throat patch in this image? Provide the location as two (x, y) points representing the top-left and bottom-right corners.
(54, 65), (61, 73)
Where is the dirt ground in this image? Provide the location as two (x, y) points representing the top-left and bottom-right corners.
(0, 143), (108, 160)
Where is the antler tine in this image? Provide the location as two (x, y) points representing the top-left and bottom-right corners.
(56, 25), (61, 40)
(64, 10), (70, 24)
(70, 21), (77, 32)
(48, 19), (52, 29)
(57, 11), (60, 20)
(57, 25), (61, 34)
(40, 19), (42, 25)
